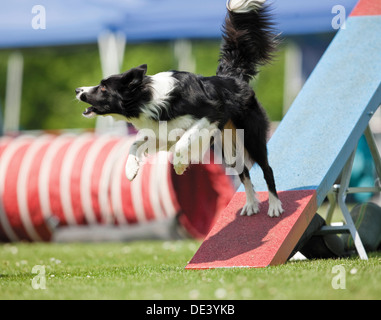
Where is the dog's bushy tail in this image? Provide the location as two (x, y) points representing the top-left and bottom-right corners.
(217, 0), (277, 82)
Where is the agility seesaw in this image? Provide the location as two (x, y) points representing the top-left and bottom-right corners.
(186, 0), (381, 269)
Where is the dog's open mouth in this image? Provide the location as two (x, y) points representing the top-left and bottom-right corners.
(82, 107), (97, 118)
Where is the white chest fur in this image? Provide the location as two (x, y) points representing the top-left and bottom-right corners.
(112, 71), (197, 148)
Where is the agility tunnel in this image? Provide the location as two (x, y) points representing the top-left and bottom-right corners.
(0, 134), (235, 242)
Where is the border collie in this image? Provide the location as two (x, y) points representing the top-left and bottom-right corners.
(76, 0), (284, 218)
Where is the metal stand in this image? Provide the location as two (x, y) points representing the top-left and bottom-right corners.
(318, 125), (381, 260)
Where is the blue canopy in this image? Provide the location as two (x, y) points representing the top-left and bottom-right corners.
(0, 0), (358, 48)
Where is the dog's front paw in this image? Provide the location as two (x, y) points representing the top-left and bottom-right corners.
(173, 151), (189, 175)
(125, 155), (140, 181)
(240, 201), (260, 216)
(173, 162), (189, 175)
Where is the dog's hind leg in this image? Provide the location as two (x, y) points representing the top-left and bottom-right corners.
(235, 109), (284, 217)
(222, 120), (259, 215)
(239, 166), (260, 216)
(255, 155), (284, 217)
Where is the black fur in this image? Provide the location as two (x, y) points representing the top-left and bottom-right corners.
(217, 6), (277, 81)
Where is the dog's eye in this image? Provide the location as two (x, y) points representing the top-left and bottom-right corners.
(100, 85), (107, 92)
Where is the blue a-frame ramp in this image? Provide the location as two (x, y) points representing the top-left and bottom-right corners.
(255, 5), (381, 206)
(186, 0), (381, 269)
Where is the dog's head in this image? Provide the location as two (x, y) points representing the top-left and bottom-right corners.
(76, 64), (150, 119)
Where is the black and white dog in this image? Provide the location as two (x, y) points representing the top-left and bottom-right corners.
(76, 0), (284, 218)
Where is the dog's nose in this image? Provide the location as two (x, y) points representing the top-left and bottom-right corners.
(75, 88), (83, 95)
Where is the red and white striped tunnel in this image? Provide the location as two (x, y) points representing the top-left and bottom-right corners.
(0, 134), (235, 242)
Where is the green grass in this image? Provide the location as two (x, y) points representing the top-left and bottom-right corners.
(0, 241), (380, 300)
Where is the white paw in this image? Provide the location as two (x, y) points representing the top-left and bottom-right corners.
(240, 201), (260, 216)
(227, 0), (265, 13)
(173, 162), (189, 175)
(125, 155), (140, 181)
(173, 150), (189, 175)
(267, 197), (284, 218)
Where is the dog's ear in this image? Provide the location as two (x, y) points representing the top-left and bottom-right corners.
(121, 64), (147, 89)
(136, 64), (148, 74)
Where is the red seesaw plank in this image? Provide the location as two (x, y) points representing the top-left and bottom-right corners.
(350, 0), (381, 17)
(185, 190), (317, 269)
